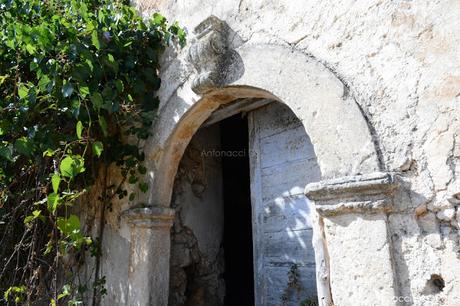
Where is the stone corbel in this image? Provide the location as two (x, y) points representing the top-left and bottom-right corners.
(188, 15), (243, 94)
(305, 171), (397, 217)
(122, 206), (175, 306)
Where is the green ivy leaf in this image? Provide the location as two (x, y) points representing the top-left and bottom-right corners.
(57, 284), (71, 300)
(47, 193), (59, 213)
(90, 92), (103, 111)
(76, 121), (83, 139)
(14, 137), (33, 157)
(25, 44), (36, 55)
(79, 86), (90, 98)
(44, 241), (53, 255)
(152, 13), (166, 26)
(43, 148), (57, 157)
(138, 182), (148, 193)
(128, 175), (137, 184)
(60, 156), (74, 178)
(24, 210), (44, 224)
(115, 79), (124, 93)
(0, 144), (13, 161)
(129, 193), (135, 201)
(51, 173), (61, 193)
(0, 75), (8, 86)
(27, 87), (37, 104)
(138, 165), (147, 174)
(57, 214), (80, 236)
(98, 115), (108, 137)
(92, 141), (103, 157)
(30, 61), (38, 72)
(60, 156), (85, 178)
(18, 84), (28, 99)
(85, 59), (94, 72)
(71, 99), (81, 118)
(38, 75), (51, 91)
(91, 31), (100, 50)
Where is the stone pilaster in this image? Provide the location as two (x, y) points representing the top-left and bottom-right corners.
(122, 206), (175, 306)
(305, 172), (399, 306)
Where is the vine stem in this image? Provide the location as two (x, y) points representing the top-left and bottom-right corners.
(92, 161), (108, 306)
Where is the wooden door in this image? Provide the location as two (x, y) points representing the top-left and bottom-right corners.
(248, 102), (321, 306)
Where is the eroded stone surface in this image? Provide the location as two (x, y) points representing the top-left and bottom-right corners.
(85, 1), (460, 305)
(324, 214), (396, 306)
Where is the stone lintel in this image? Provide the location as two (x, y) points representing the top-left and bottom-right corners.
(305, 172), (397, 216)
(122, 206), (175, 229)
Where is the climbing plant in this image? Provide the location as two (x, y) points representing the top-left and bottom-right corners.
(0, 0), (184, 304)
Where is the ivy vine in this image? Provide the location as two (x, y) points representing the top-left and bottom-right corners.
(0, 0), (185, 304)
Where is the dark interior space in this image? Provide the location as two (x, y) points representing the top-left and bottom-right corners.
(220, 114), (255, 306)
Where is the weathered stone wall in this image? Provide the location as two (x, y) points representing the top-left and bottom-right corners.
(169, 125), (225, 305)
(134, 0), (460, 305)
(129, 1), (460, 305)
(86, 1), (460, 305)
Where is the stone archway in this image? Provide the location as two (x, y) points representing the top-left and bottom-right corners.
(122, 16), (399, 306)
(150, 45), (382, 210)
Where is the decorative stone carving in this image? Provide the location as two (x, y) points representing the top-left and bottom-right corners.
(305, 172), (397, 217)
(188, 16), (243, 94)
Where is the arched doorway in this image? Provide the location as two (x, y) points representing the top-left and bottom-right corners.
(122, 18), (391, 306)
(168, 100), (320, 305)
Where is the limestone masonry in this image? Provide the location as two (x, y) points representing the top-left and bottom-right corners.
(79, 1), (460, 305)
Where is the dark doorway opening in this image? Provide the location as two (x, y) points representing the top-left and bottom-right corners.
(220, 114), (255, 306)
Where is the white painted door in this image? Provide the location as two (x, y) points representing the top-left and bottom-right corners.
(248, 102), (321, 306)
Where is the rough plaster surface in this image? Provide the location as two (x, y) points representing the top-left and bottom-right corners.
(168, 126), (226, 306)
(86, 1), (460, 305)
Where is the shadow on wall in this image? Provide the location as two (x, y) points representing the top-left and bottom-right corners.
(388, 172), (455, 305)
